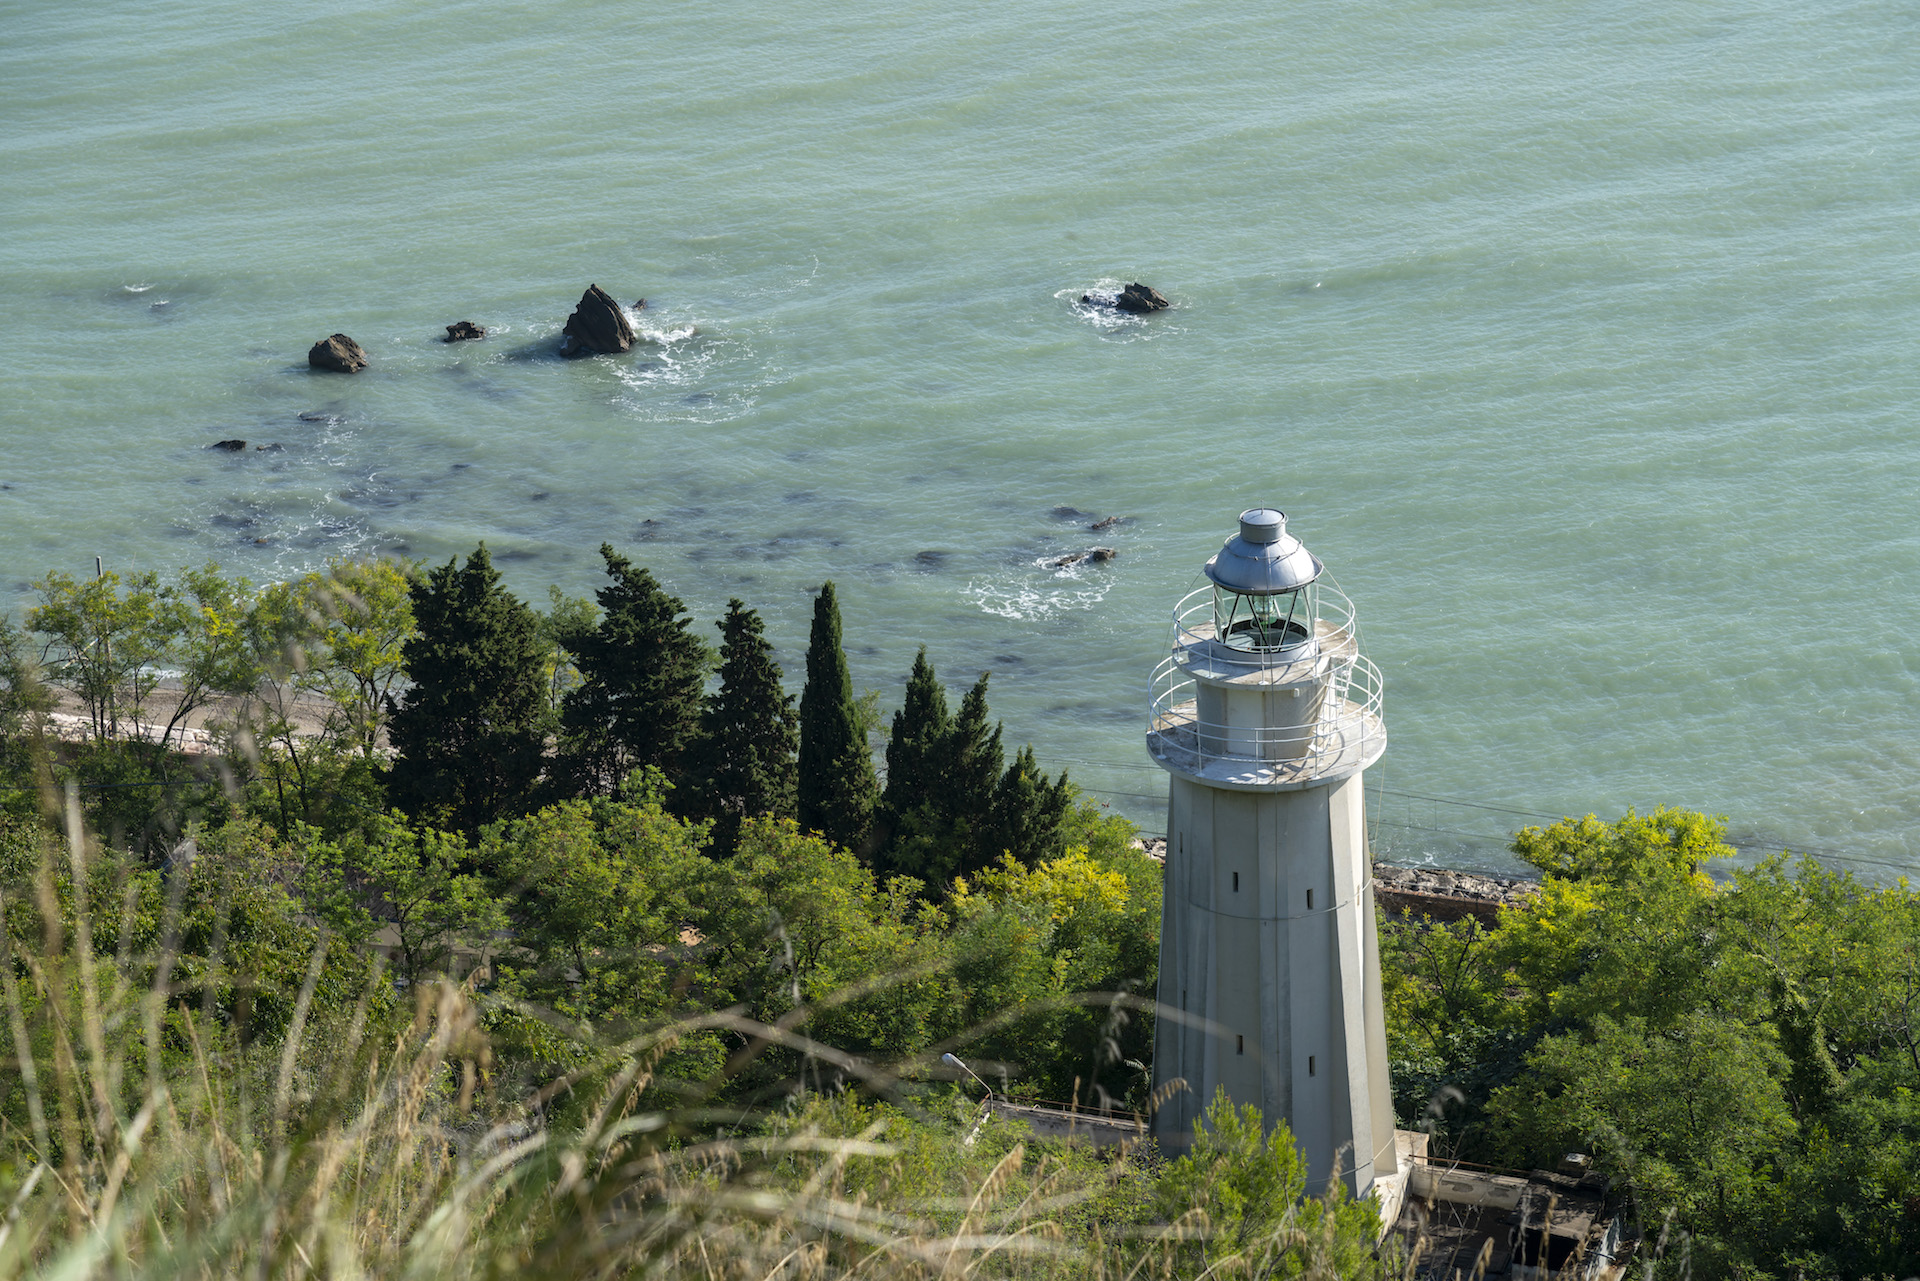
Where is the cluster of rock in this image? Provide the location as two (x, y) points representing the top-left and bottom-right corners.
(302, 277), (1170, 377)
(1045, 547), (1118, 569)
(1372, 863), (1539, 925)
(302, 283), (652, 375)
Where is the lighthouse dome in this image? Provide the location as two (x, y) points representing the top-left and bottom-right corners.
(1204, 508), (1323, 596)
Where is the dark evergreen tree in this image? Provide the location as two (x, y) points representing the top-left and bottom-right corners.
(558, 545), (711, 797)
(796, 581), (877, 852)
(388, 545), (547, 835)
(685, 599), (798, 854)
(947, 673), (1004, 827)
(988, 744), (1072, 868)
(880, 647), (951, 825)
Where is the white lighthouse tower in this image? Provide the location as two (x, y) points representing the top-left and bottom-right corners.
(1147, 507), (1396, 1199)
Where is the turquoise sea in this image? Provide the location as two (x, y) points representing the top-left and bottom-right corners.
(2, 0), (1916, 874)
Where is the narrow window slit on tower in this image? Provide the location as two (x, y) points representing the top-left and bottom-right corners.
(1306, 888), (1314, 909)
(1236, 1034), (1244, 1056)
(1308, 1055), (1316, 1076)
(1232, 871), (1239, 891)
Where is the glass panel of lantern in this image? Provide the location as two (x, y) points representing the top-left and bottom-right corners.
(1214, 584), (1313, 653)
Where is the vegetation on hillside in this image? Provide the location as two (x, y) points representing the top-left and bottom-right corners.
(1382, 807), (1920, 1277)
(5, 549), (1917, 1277)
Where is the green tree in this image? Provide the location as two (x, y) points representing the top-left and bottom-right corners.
(536, 584), (597, 722)
(1153, 1088), (1381, 1277)
(558, 545), (709, 797)
(685, 600), (798, 854)
(795, 582), (877, 853)
(388, 545), (547, 835)
(27, 565), (166, 742)
(946, 674), (1002, 833)
(316, 812), (504, 989)
(0, 615), (52, 809)
(698, 817), (947, 1075)
(483, 788), (709, 1025)
(987, 744), (1071, 869)
(881, 648), (950, 819)
(308, 557), (419, 759)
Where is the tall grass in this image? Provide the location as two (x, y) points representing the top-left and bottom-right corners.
(0, 794), (1393, 1281)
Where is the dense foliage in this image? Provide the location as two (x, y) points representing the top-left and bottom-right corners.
(1383, 807), (1920, 1277)
(10, 548), (1920, 1278)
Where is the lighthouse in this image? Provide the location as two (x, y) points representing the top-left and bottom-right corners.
(1147, 508), (1396, 1199)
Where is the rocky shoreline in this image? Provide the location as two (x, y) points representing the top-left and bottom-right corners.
(1372, 863), (1538, 924)
(1130, 838), (1537, 925)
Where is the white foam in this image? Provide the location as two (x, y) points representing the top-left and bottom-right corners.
(967, 569), (1111, 620)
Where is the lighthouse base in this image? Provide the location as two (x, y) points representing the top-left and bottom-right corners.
(1150, 768), (1398, 1200)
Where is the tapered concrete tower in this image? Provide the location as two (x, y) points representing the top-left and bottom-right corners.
(1147, 508), (1395, 1198)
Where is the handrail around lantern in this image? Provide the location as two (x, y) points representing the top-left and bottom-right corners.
(1147, 652), (1384, 780)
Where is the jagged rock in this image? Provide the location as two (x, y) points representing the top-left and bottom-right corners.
(1045, 547), (1117, 569)
(444, 321), (486, 342)
(308, 334), (368, 373)
(1373, 864), (1540, 926)
(1113, 282), (1169, 313)
(210, 439), (247, 451)
(559, 284), (634, 358)
(1079, 282), (1170, 313)
(632, 298), (647, 311)
(1089, 515), (1125, 531)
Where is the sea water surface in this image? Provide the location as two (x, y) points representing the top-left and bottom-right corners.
(2, 0), (1916, 874)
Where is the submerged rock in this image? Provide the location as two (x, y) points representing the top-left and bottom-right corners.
(308, 334), (368, 373)
(444, 320), (486, 342)
(1045, 546), (1118, 569)
(1089, 514), (1126, 532)
(559, 284), (635, 358)
(210, 439), (247, 452)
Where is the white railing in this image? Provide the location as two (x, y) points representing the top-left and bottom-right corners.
(1169, 581), (1360, 675)
(1147, 651), (1385, 777)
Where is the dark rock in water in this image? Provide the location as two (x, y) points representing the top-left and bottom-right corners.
(1050, 506), (1089, 520)
(444, 320), (486, 342)
(1089, 515), (1125, 531)
(632, 298), (647, 311)
(255, 443), (285, 452)
(297, 410), (335, 423)
(211, 439), (247, 451)
(308, 334), (368, 373)
(1113, 282), (1169, 313)
(559, 284), (634, 358)
(1046, 546), (1118, 569)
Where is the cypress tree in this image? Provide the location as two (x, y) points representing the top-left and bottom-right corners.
(947, 673), (1004, 824)
(388, 544), (547, 835)
(685, 599), (798, 854)
(796, 581), (878, 852)
(558, 544), (710, 796)
(880, 647), (951, 823)
(988, 744), (1072, 868)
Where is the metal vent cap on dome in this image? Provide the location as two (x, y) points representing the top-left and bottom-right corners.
(1202, 508), (1323, 595)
